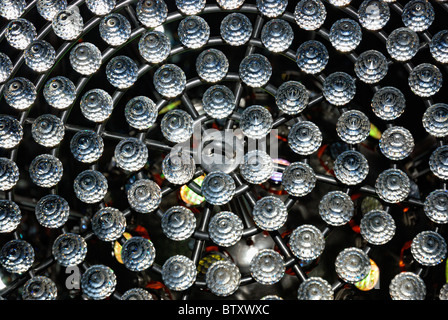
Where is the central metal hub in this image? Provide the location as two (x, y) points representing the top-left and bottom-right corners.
(197, 130), (244, 174)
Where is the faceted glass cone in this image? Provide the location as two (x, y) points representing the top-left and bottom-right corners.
(282, 162), (316, 197)
(261, 19), (293, 53)
(4, 77), (37, 110)
(24, 40), (56, 73)
(121, 288), (154, 300)
(52, 7), (84, 41)
(35, 194), (69, 228)
(81, 265), (116, 300)
(43, 76), (76, 109)
(424, 189), (448, 224)
(136, 0), (167, 28)
(335, 247), (371, 284)
(208, 211), (243, 247)
(423, 103), (448, 138)
(0, 53), (12, 83)
(261, 295), (283, 300)
(371, 86), (406, 121)
(91, 207), (126, 242)
(70, 130), (104, 163)
(411, 231), (447, 266)
(125, 96), (158, 130)
(379, 126), (414, 161)
(0, 0), (25, 20)
(138, 30), (171, 64)
(220, 13), (252, 46)
(430, 30), (448, 64)
(73, 170), (108, 204)
(322, 72), (356, 106)
(22, 276), (57, 300)
(354, 50), (388, 84)
(402, 0), (434, 32)
(29, 154), (63, 188)
(275, 81), (309, 115)
(239, 54), (272, 88)
(196, 48), (229, 83)
(86, 0), (115, 16)
(160, 109), (194, 144)
(250, 249), (285, 285)
(357, 0), (390, 31)
(328, 0), (351, 6)
(256, 0), (287, 18)
(294, 0), (326, 31)
(296, 40), (329, 75)
(386, 27), (419, 62)
(153, 64), (186, 98)
(36, 0), (67, 21)
(389, 272), (426, 300)
(162, 151), (195, 185)
(360, 210), (396, 245)
(439, 284), (448, 300)
(336, 110), (370, 144)
(319, 190), (354, 226)
(5, 18), (36, 50)
(333, 150), (369, 185)
(202, 172), (236, 205)
(69, 42), (102, 76)
(217, 0), (244, 10)
(429, 145), (448, 180)
(99, 13), (131, 46)
(127, 179), (161, 213)
(0, 115), (23, 149)
(176, 0), (206, 15)
(252, 196), (287, 231)
(106, 55), (138, 89)
(162, 255), (197, 291)
(408, 63), (442, 97)
(178, 15), (210, 49)
(114, 137), (148, 172)
(289, 224), (325, 261)
(202, 85), (235, 119)
(297, 277), (334, 300)
(80, 89), (114, 123)
(329, 18), (362, 52)
(121, 237), (155, 271)
(288, 120), (322, 155)
(161, 206), (196, 241)
(0, 200), (21, 233)
(0, 239), (34, 274)
(206, 260), (241, 297)
(240, 105), (273, 139)
(375, 168), (410, 203)
(0, 157), (19, 191)
(240, 149), (274, 185)
(52, 233), (87, 267)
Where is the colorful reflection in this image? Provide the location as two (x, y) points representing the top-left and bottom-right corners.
(369, 123), (382, 140)
(113, 232), (132, 264)
(354, 259), (380, 291)
(270, 158), (290, 182)
(180, 175), (205, 205)
(197, 251), (227, 275)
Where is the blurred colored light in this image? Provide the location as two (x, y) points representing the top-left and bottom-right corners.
(354, 259), (380, 291)
(159, 100), (181, 114)
(180, 175), (205, 205)
(271, 158), (290, 182)
(113, 232), (132, 264)
(369, 123), (382, 140)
